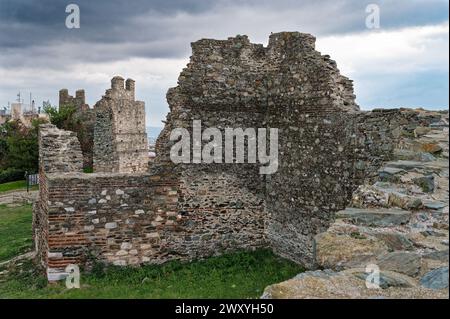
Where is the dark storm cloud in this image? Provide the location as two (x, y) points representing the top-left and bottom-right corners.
(0, 0), (216, 47)
(0, 0), (448, 118)
(1, 0), (448, 53)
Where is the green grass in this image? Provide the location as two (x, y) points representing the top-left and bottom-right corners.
(0, 204), (33, 262)
(0, 203), (303, 298)
(0, 181), (38, 193)
(0, 181), (27, 192)
(0, 249), (303, 299)
(83, 167), (93, 173)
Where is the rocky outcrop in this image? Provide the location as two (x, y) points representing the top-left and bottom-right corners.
(263, 110), (449, 298)
(262, 269), (448, 299)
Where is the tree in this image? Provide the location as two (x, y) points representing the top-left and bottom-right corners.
(44, 104), (79, 130)
(0, 118), (46, 182)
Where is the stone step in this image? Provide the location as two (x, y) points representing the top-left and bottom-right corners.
(376, 251), (422, 277)
(336, 207), (411, 227)
(393, 149), (436, 162)
(261, 268), (448, 299)
(422, 200), (448, 211)
(419, 267), (449, 290)
(385, 160), (426, 171)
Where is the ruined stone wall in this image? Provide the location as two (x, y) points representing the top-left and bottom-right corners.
(266, 108), (435, 266)
(34, 33), (438, 275)
(156, 33), (362, 267)
(41, 172), (177, 272)
(58, 89), (95, 169)
(154, 35), (272, 258)
(33, 124), (84, 269)
(93, 77), (148, 173)
(38, 168), (265, 274)
(59, 89), (89, 112)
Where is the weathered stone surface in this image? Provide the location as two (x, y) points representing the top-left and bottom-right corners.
(37, 124), (84, 174)
(412, 175), (435, 193)
(422, 200), (447, 211)
(262, 269), (448, 299)
(424, 249), (449, 262)
(58, 89), (95, 168)
(93, 76), (148, 173)
(419, 142), (442, 154)
(378, 167), (405, 182)
(385, 160), (425, 171)
(388, 192), (422, 210)
(376, 252), (422, 277)
(414, 127), (431, 138)
(314, 232), (388, 270)
(349, 268), (417, 289)
(419, 267), (449, 290)
(32, 31), (449, 288)
(351, 185), (389, 208)
(336, 207), (411, 227)
(393, 149), (436, 162)
(373, 232), (414, 251)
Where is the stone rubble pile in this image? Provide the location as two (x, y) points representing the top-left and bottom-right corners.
(263, 110), (449, 299)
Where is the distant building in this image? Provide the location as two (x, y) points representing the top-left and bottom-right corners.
(0, 96), (49, 127)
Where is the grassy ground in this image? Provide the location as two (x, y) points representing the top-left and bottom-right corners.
(1, 249), (302, 299)
(0, 181), (38, 193)
(0, 204), (303, 299)
(0, 204), (33, 263)
(0, 181), (26, 193)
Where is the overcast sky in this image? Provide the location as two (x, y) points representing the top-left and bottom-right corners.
(0, 0), (448, 127)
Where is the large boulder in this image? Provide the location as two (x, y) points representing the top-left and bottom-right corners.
(420, 267), (449, 290)
(376, 252), (422, 277)
(314, 232), (388, 270)
(387, 192), (422, 210)
(372, 232), (415, 251)
(262, 269), (448, 299)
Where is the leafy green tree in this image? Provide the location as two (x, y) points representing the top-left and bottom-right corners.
(43, 104), (79, 130)
(0, 118), (46, 181)
(6, 119), (46, 172)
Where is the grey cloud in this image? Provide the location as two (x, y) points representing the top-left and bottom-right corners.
(1, 0), (448, 51)
(0, 0), (448, 119)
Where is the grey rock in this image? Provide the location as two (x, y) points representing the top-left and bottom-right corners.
(336, 207), (411, 227)
(422, 200), (447, 211)
(378, 167), (405, 182)
(420, 267), (449, 290)
(353, 271), (416, 289)
(430, 121), (449, 128)
(423, 249), (449, 262)
(373, 232), (414, 251)
(388, 192), (422, 210)
(419, 152), (438, 162)
(385, 160), (425, 171)
(294, 269), (337, 280)
(377, 252), (421, 277)
(393, 149), (436, 162)
(414, 127), (431, 137)
(412, 175), (435, 193)
(420, 230), (446, 237)
(105, 222), (117, 229)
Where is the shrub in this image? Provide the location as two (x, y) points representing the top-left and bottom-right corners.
(0, 168), (25, 184)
